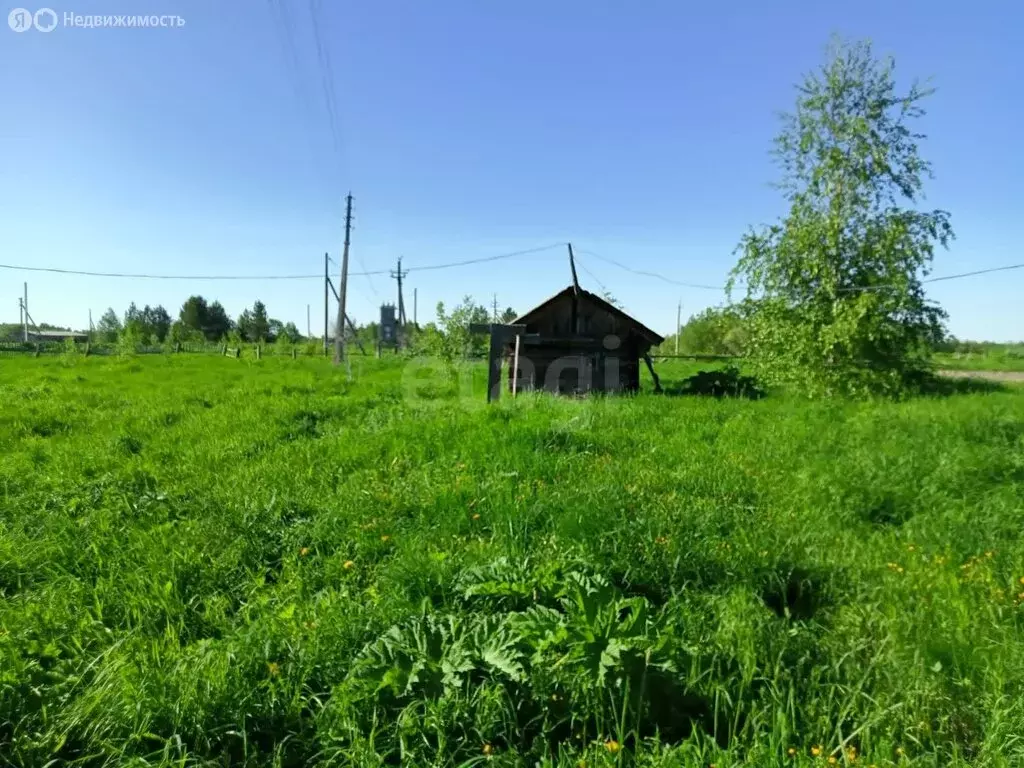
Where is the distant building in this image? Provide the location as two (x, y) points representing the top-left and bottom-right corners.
(27, 330), (89, 343)
(508, 286), (664, 395)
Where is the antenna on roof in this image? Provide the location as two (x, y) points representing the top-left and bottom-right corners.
(567, 242), (581, 295)
(567, 243), (580, 334)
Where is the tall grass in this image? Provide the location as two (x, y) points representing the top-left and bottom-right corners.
(1, 355), (1023, 767)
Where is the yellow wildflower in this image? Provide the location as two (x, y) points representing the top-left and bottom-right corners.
(299, 547), (309, 557)
(472, 513), (481, 520)
(482, 743), (494, 756)
(380, 535), (390, 542)
(343, 560), (354, 569)
(787, 747), (797, 757)
(604, 739), (620, 753)
(811, 745), (822, 756)
(267, 662), (280, 677)
(828, 757), (838, 765)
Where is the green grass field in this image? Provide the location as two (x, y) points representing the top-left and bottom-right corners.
(934, 350), (1024, 373)
(2, 354), (1024, 767)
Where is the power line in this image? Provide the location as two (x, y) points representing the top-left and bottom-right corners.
(576, 249), (727, 290)
(406, 242), (565, 273)
(0, 263), (324, 280)
(574, 259), (608, 294)
(0, 243), (566, 281)
(8, 250), (1013, 288)
(307, 0), (343, 162)
(574, 256), (635, 315)
(577, 248), (1024, 294)
(924, 263), (1024, 284)
(266, 0), (322, 164)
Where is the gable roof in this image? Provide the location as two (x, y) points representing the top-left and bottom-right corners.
(513, 286), (665, 346)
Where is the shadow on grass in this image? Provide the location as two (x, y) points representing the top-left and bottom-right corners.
(661, 367), (766, 400)
(915, 372), (1007, 397)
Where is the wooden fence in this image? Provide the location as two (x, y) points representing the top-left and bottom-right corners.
(0, 341), (327, 358)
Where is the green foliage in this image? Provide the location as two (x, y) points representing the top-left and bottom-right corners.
(429, 297), (491, 361)
(179, 296), (233, 341)
(729, 38), (953, 398)
(237, 300), (271, 343)
(116, 323), (141, 357)
(96, 307), (122, 343)
(124, 303), (172, 342)
(660, 306), (747, 356)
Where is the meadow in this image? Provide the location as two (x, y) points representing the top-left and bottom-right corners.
(1, 353), (1023, 767)
(934, 349), (1024, 374)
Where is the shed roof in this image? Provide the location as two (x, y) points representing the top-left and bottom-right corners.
(513, 286), (665, 346)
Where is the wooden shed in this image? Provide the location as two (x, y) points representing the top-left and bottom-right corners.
(507, 286), (665, 395)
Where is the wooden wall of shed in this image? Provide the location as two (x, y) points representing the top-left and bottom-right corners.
(523, 294), (633, 341)
(508, 346), (641, 394)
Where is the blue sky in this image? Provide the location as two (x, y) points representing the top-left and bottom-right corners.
(2, 0), (1021, 341)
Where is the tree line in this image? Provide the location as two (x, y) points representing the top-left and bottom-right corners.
(92, 296), (302, 345)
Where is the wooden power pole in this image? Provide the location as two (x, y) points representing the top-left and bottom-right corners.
(323, 252), (329, 354)
(334, 194), (353, 364)
(390, 256), (409, 344)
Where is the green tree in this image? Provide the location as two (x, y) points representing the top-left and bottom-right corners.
(179, 296), (209, 335)
(665, 307), (746, 356)
(205, 301), (232, 340)
(250, 300), (270, 342)
(237, 309), (254, 342)
(500, 307), (518, 324)
(123, 302), (144, 336)
(179, 296), (231, 341)
(96, 308), (122, 343)
(143, 305), (172, 342)
(728, 38), (952, 398)
(432, 297), (491, 361)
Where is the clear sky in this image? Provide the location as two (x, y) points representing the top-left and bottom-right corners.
(2, 1), (1021, 341)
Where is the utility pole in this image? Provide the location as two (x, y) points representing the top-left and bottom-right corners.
(23, 283), (28, 342)
(492, 293), (498, 322)
(306, 303), (311, 338)
(334, 193), (353, 364)
(390, 256), (409, 344)
(675, 300), (681, 355)
(89, 309), (94, 340)
(323, 252), (329, 354)
(413, 288), (417, 327)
